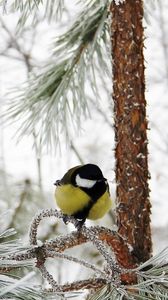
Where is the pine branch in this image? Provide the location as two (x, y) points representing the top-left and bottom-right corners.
(46, 250), (105, 277)
(0, 228), (34, 269)
(0, 273), (62, 300)
(28, 209), (135, 271)
(88, 248), (168, 299)
(1, 209), (168, 299)
(4, 0), (111, 150)
(0, 209), (133, 291)
(0, 228), (28, 256)
(0, 272), (42, 300)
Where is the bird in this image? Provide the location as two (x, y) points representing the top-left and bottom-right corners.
(54, 164), (112, 228)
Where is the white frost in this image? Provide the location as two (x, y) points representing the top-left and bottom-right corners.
(113, 0), (126, 5)
(127, 243), (133, 252)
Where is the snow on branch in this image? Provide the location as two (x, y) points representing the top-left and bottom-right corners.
(0, 209), (133, 293)
(1, 208), (168, 299)
(28, 208), (125, 289)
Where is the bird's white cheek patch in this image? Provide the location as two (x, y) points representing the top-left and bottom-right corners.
(75, 174), (96, 188)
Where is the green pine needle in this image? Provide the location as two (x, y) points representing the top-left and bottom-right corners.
(0, 0), (65, 23)
(0, 273), (64, 299)
(4, 0), (111, 150)
(88, 247), (168, 300)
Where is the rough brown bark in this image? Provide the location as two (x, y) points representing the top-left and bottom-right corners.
(110, 0), (152, 265)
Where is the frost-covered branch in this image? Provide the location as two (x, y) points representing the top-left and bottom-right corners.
(1, 209), (135, 292)
(28, 209), (135, 270)
(1, 209), (168, 298)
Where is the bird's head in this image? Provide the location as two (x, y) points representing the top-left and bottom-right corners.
(54, 164), (107, 189)
(72, 164), (107, 189)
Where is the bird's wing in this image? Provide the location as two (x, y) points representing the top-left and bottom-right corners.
(61, 165), (82, 184)
(106, 182), (110, 195)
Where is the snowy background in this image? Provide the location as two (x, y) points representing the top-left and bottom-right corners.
(0, 0), (168, 263)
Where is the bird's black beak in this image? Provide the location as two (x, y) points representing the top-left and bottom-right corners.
(54, 180), (61, 186)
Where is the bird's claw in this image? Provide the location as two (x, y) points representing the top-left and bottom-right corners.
(63, 214), (69, 225)
(62, 214), (85, 231)
(75, 219), (85, 231)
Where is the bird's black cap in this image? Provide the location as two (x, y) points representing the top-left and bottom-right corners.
(77, 164), (105, 180)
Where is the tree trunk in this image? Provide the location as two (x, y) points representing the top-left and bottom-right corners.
(110, 0), (152, 265)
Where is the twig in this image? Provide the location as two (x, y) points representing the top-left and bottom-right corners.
(81, 225), (121, 279)
(70, 141), (85, 164)
(0, 17), (29, 61)
(46, 249), (106, 278)
(7, 179), (32, 229)
(44, 278), (106, 293)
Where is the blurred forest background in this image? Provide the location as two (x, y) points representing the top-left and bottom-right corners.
(0, 2), (168, 289)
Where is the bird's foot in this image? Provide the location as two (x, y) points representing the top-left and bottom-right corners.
(62, 215), (85, 231)
(62, 214), (69, 225)
(75, 219), (86, 231)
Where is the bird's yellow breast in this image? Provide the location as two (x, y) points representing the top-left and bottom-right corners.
(88, 190), (112, 220)
(55, 184), (112, 220)
(55, 184), (90, 215)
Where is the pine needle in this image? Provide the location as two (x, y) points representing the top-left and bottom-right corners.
(4, 0), (111, 150)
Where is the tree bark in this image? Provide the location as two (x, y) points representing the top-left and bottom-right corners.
(110, 0), (152, 265)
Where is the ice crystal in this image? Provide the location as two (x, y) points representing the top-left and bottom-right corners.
(114, 0), (125, 5)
